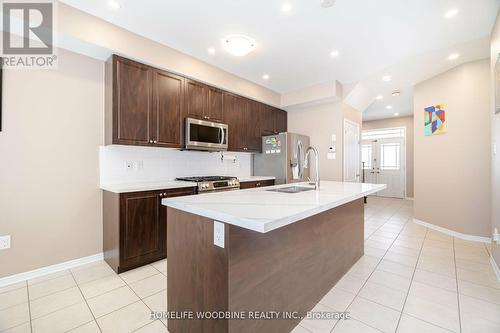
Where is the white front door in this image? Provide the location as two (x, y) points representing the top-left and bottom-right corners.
(343, 119), (360, 182)
(361, 137), (405, 198)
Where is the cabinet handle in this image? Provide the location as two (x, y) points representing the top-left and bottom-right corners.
(153, 140), (158, 144)
(256, 183), (261, 187)
(159, 193), (163, 197)
(149, 139), (153, 143)
(163, 192), (167, 196)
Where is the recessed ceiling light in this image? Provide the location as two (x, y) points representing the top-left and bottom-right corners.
(386, 105), (393, 110)
(207, 47), (216, 55)
(391, 91), (401, 97)
(448, 53), (460, 60)
(221, 34), (256, 57)
(320, 0), (336, 8)
(382, 75), (392, 82)
(444, 8), (459, 19)
(282, 3), (292, 12)
(393, 113), (400, 117)
(375, 95), (383, 100)
(330, 50), (340, 57)
(262, 74), (270, 80)
(107, 0), (121, 9)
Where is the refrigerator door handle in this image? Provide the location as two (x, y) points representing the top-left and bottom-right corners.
(297, 140), (304, 179)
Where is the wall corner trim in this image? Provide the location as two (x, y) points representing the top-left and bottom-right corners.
(490, 256), (500, 283)
(413, 218), (491, 243)
(0, 253), (104, 288)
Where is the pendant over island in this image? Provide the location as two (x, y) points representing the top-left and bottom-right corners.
(162, 181), (386, 333)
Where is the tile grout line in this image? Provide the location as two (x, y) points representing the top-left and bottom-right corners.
(393, 225), (428, 332)
(453, 237), (462, 333)
(68, 269), (104, 333)
(25, 281), (33, 333)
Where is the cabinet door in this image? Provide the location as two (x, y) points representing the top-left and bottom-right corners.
(240, 179), (275, 189)
(114, 56), (152, 145)
(275, 109), (288, 133)
(261, 105), (276, 135)
(152, 70), (184, 148)
(121, 191), (164, 269)
(185, 79), (207, 120)
(224, 93), (246, 151)
(207, 86), (224, 122)
(246, 100), (262, 152)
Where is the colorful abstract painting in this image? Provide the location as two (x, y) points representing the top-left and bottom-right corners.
(424, 104), (446, 136)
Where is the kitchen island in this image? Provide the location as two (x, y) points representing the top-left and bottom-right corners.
(162, 181), (385, 333)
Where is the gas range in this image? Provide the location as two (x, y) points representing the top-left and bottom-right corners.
(176, 176), (240, 193)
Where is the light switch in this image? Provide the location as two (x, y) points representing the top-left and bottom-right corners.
(327, 152), (336, 160)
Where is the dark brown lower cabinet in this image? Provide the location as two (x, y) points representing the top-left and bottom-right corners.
(239, 179), (275, 189)
(103, 187), (196, 273)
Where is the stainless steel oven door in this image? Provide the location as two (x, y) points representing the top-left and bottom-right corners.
(185, 118), (228, 151)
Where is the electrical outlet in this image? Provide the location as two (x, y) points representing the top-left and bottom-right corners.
(125, 161), (137, 172)
(0, 235), (11, 250)
(213, 221), (225, 248)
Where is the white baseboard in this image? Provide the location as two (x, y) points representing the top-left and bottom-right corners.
(0, 253), (104, 288)
(413, 218), (491, 244)
(404, 197), (414, 201)
(491, 256), (500, 283)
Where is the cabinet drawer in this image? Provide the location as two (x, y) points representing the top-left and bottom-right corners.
(240, 179), (275, 189)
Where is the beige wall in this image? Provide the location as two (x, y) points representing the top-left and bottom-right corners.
(490, 12), (500, 265)
(0, 49), (104, 277)
(58, 3), (280, 107)
(288, 101), (362, 181)
(414, 59), (491, 237)
(362, 116), (414, 197)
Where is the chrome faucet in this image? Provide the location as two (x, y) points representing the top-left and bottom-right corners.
(304, 146), (320, 190)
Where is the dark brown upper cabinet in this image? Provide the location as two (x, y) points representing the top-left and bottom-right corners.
(260, 105), (287, 136)
(207, 86), (224, 122)
(106, 55), (184, 148)
(275, 109), (288, 134)
(223, 92), (245, 151)
(185, 79), (224, 122)
(245, 100), (263, 152)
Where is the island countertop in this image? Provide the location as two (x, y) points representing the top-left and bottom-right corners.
(162, 181), (386, 233)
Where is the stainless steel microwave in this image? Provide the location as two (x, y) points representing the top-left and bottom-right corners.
(185, 118), (228, 151)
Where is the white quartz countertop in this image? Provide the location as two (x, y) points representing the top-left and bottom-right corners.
(101, 180), (197, 193)
(238, 176), (276, 182)
(162, 181), (386, 233)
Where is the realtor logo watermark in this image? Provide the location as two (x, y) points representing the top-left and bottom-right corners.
(1, 0), (58, 68)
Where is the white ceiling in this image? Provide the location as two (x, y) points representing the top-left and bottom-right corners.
(61, 0), (499, 119)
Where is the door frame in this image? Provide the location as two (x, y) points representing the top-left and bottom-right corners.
(343, 118), (361, 182)
(361, 126), (407, 198)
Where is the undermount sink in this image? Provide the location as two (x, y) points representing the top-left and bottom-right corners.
(267, 186), (316, 193)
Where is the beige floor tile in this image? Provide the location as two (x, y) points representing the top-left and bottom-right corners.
(457, 267), (500, 289)
(87, 285), (139, 318)
(383, 252), (418, 268)
(79, 274), (126, 299)
(347, 297), (400, 333)
(0, 282), (26, 294)
(71, 262), (115, 285)
(129, 273), (167, 299)
(423, 239), (454, 250)
(28, 274), (76, 300)
(365, 239), (391, 251)
(119, 265), (159, 285)
(0, 287), (28, 310)
(97, 300), (152, 333)
(299, 303), (339, 333)
(388, 244), (420, 257)
(378, 259), (414, 279)
(454, 238), (487, 248)
(420, 246), (454, 259)
(30, 286), (84, 319)
(67, 321), (101, 333)
(134, 320), (167, 333)
(403, 292), (459, 332)
(151, 259), (167, 273)
(455, 258), (493, 272)
(334, 273), (367, 294)
(291, 325), (313, 333)
(0, 303), (30, 331)
(364, 245), (387, 259)
(319, 288), (356, 311)
(31, 302), (93, 333)
(458, 279), (500, 305)
(413, 269), (457, 292)
(359, 281), (407, 311)
(397, 314), (453, 333)
(332, 318), (381, 332)
(28, 270), (71, 286)
(459, 294), (500, 326)
(1, 322), (32, 333)
(143, 290), (167, 313)
(393, 239), (422, 250)
(368, 269), (411, 292)
(417, 256), (456, 278)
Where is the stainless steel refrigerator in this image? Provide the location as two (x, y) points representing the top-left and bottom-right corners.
(253, 133), (310, 185)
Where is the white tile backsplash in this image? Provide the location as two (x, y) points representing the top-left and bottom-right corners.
(99, 145), (253, 185)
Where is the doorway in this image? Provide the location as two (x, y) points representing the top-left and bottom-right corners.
(361, 127), (406, 198)
(343, 119), (361, 182)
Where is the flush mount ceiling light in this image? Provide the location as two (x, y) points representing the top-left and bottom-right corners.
(262, 74), (270, 80)
(107, 0), (121, 9)
(448, 53), (460, 60)
(382, 75), (392, 82)
(221, 34), (256, 57)
(444, 8), (459, 19)
(330, 49), (340, 57)
(320, 0), (336, 8)
(207, 47), (216, 55)
(386, 105), (393, 110)
(393, 113), (400, 116)
(391, 91), (401, 97)
(282, 3), (292, 12)
(375, 95), (383, 100)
